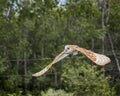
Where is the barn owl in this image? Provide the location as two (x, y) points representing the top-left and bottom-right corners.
(32, 45), (111, 77)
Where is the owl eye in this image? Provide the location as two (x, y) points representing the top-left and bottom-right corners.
(67, 47), (70, 50)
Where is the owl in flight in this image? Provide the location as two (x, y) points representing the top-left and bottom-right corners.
(32, 45), (111, 77)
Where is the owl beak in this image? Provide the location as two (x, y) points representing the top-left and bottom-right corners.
(64, 49), (68, 53)
(64, 50), (70, 54)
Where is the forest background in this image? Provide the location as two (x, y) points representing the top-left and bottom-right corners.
(0, 0), (120, 96)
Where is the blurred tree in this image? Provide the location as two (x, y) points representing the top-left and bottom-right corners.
(0, 0), (119, 95)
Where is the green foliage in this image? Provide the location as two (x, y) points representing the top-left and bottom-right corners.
(109, 0), (120, 31)
(0, 56), (8, 72)
(61, 58), (115, 96)
(109, 0), (120, 50)
(7, 91), (32, 96)
(7, 88), (73, 96)
(0, 0), (8, 12)
(41, 88), (73, 96)
(114, 79), (120, 95)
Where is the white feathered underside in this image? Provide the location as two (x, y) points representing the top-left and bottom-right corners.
(32, 67), (48, 77)
(53, 53), (69, 64)
(94, 53), (111, 66)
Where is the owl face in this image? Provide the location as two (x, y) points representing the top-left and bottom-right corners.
(64, 45), (73, 54)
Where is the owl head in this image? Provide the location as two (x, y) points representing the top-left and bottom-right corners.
(64, 45), (74, 54)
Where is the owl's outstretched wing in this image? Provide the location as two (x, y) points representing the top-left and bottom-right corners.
(74, 46), (111, 66)
(32, 51), (69, 77)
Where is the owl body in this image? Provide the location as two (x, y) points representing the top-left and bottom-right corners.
(32, 45), (111, 77)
